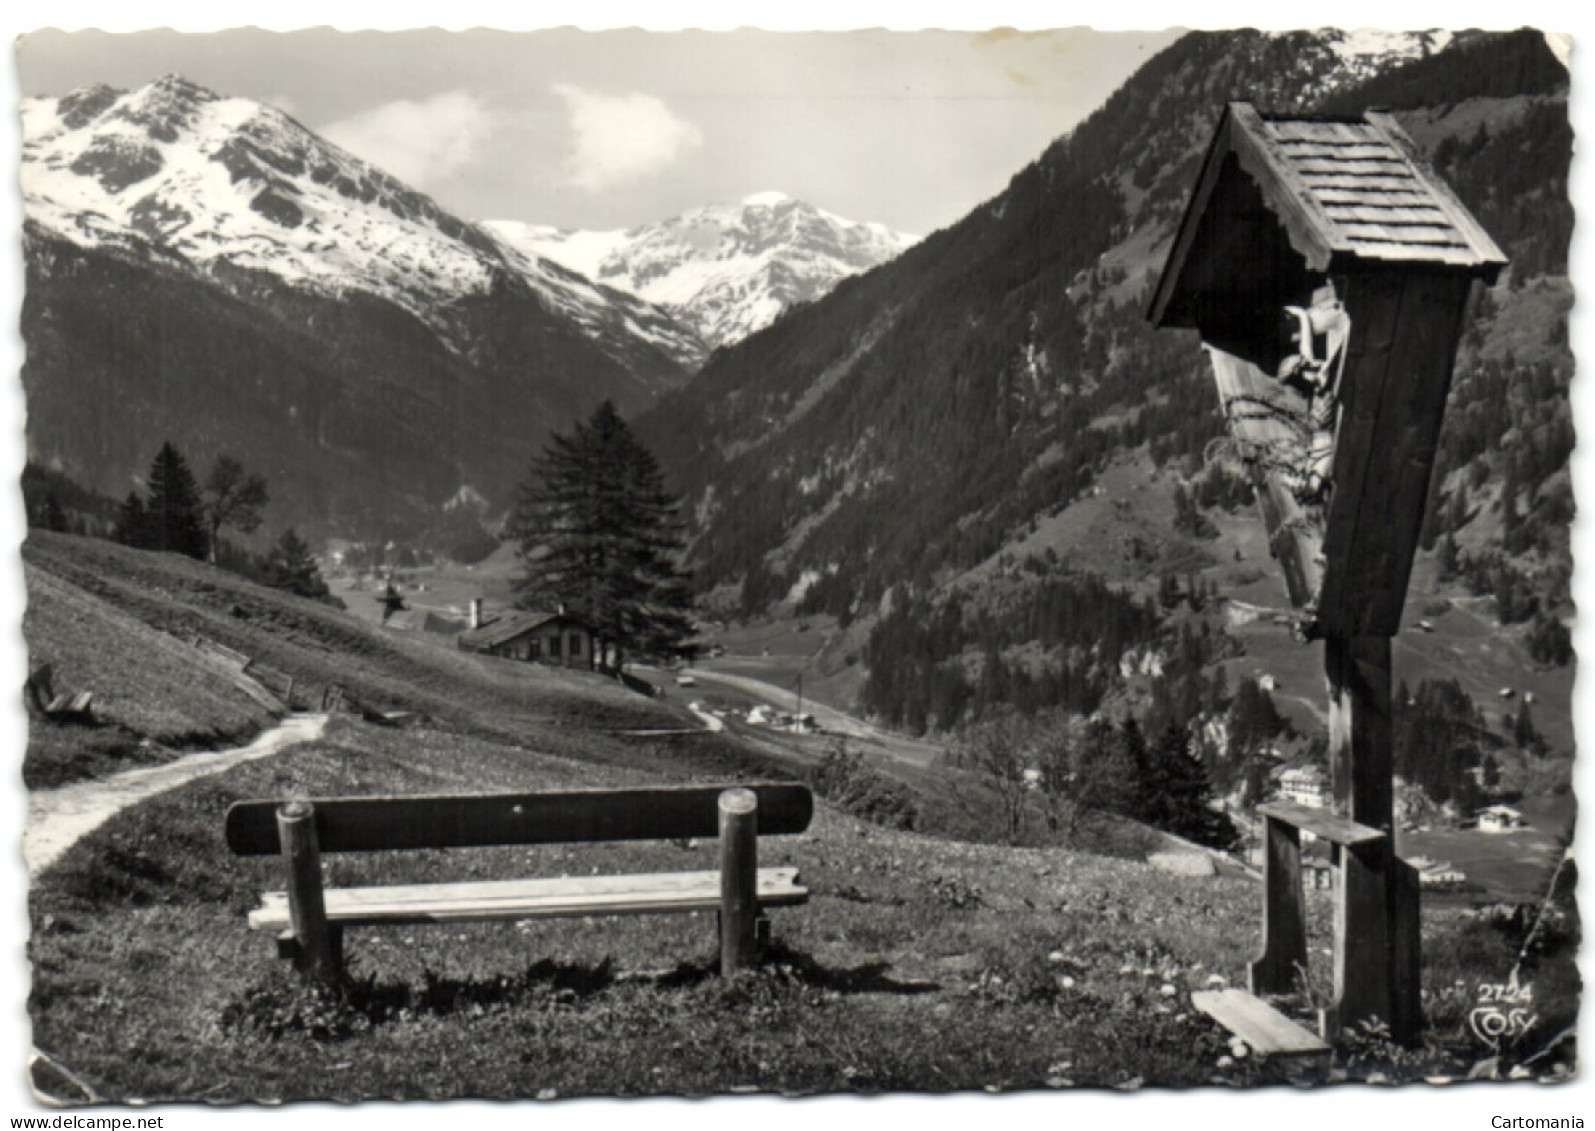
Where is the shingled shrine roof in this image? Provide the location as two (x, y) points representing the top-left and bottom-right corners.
(1149, 102), (1506, 329)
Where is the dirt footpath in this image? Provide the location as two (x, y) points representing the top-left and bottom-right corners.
(23, 713), (329, 875)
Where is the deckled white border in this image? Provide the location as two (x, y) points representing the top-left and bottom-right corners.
(1, 4), (1588, 1130)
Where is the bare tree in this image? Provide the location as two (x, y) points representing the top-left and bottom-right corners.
(950, 710), (1036, 845)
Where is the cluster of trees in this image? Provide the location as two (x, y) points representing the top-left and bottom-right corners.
(113, 443), (268, 563)
(1417, 347), (1573, 665)
(508, 401), (694, 666)
(110, 441), (332, 603)
(951, 709), (1237, 850)
(1190, 462), (1254, 512)
(431, 503), (500, 566)
(23, 463), (120, 539)
(1156, 571), (1222, 613)
(1201, 677), (1293, 807)
(859, 574), (1160, 733)
(1393, 678), (1497, 811)
(1138, 619), (1230, 739)
(1171, 482), (1218, 538)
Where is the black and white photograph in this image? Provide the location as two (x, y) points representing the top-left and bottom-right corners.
(3, 2), (1588, 1121)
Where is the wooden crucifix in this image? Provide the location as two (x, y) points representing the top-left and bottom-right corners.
(1149, 102), (1505, 1044)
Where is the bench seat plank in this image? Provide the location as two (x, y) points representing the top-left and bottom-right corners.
(1255, 800), (1386, 847)
(249, 867), (807, 930)
(1191, 988), (1330, 1056)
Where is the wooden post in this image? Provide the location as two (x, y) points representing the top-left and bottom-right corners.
(1388, 857), (1423, 1045)
(1326, 637), (1394, 835)
(277, 801), (341, 983)
(1249, 812), (1308, 996)
(718, 788), (758, 977)
(1322, 635), (1401, 1039)
(1324, 839), (1390, 1039)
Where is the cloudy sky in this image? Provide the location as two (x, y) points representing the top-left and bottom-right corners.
(17, 26), (1180, 235)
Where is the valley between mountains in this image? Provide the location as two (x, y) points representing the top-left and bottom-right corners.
(18, 26), (1579, 1100)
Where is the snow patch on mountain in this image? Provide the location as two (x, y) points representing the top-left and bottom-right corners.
(487, 192), (918, 351)
(1324, 28), (1454, 64)
(21, 75), (704, 371)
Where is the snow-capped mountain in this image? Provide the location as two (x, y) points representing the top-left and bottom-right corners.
(19, 75), (701, 539)
(1284, 28), (1455, 100)
(21, 75), (704, 371)
(486, 192), (918, 352)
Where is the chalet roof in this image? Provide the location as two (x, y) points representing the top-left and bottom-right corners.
(457, 610), (585, 651)
(1149, 102), (1507, 329)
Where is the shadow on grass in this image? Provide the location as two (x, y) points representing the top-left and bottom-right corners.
(223, 957), (619, 1040)
(227, 943), (939, 1041)
(652, 940), (940, 996)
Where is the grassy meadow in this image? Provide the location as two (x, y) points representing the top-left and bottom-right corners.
(21, 531), (1579, 1101)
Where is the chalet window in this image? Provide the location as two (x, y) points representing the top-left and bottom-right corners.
(549, 634), (562, 658)
(569, 634), (582, 656)
(530, 638), (542, 659)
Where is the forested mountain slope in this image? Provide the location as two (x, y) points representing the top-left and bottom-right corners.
(638, 30), (1571, 737)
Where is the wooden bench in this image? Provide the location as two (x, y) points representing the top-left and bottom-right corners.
(24, 664), (94, 723)
(224, 783), (814, 982)
(241, 659), (296, 709)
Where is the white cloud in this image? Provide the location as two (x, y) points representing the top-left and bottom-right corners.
(552, 83), (702, 192)
(321, 90), (495, 188)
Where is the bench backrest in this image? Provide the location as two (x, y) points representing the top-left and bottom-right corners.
(225, 782), (814, 856)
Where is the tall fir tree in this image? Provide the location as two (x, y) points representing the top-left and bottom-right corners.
(145, 441), (209, 559)
(509, 401), (694, 667)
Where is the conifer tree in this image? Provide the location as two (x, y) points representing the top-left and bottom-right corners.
(113, 491), (148, 548)
(508, 401), (694, 667)
(145, 441), (209, 559)
(264, 528), (331, 601)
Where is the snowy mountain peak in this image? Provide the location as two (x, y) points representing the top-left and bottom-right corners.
(22, 75), (703, 371)
(488, 195), (917, 351)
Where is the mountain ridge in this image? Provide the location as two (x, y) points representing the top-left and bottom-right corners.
(635, 28), (1572, 730)
(23, 73), (705, 372)
(487, 191), (917, 351)
(21, 73), (707, 539)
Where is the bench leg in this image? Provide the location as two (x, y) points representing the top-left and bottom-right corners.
(1321, 840), (1391, 1041)
(276, 925), (345, 975)
(719, 789), (759, 976)
(277, 802), (343, 984)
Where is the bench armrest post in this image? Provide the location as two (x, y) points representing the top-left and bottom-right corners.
(718, 789), (758, 977)
(278, 801), (341, 983)
(1249, 811), (1308, 997)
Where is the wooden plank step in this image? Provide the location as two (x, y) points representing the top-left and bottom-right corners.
(1256, 800), (1386, 847)
(248, 867), (808, 930)
(1191, 988), (1330, 1057)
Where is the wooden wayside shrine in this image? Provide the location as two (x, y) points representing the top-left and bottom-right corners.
(1149, 103), (1505, 1047)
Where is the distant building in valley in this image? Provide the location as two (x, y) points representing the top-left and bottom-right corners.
(1477, 804), (1527, 833)
(1278, 763), (1331, 809)
(457, 601), (594, 670)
